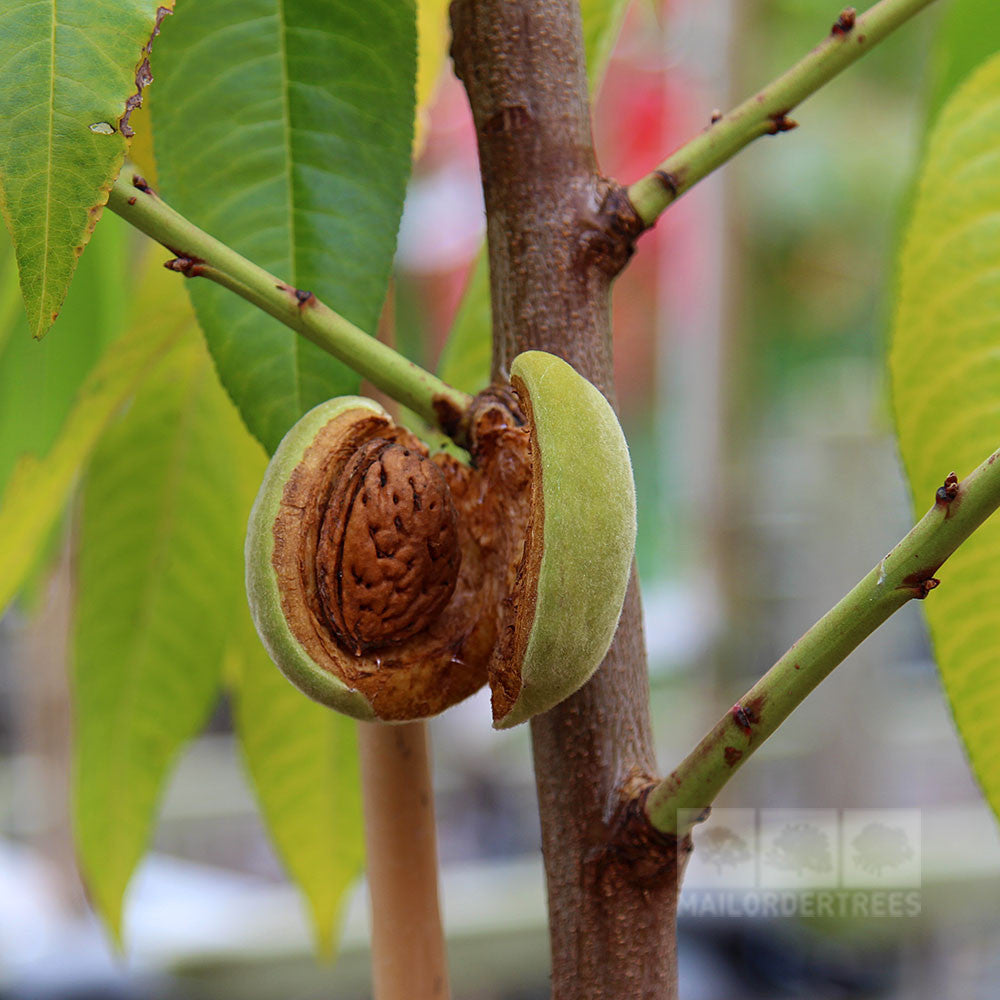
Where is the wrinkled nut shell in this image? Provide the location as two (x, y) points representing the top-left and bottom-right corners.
(245, 397), (498, 721)
(316, 437), (461, 653)
(488, 351), (637, 728)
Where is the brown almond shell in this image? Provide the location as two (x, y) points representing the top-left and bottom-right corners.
(245, 397), (502, 721)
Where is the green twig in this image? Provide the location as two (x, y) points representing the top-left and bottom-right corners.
(107, 169), (473, 438)
(627, 0), (940, 227)
(647, 450), (1000, 835)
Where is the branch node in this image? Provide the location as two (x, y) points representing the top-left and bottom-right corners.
(132, 174), (155, 196)
(589, 780), (692, 891)
(831, 7), (857, 36)
(899, 572), (942, 600)
(936, 471), (960, 506)
(275, 283), (317, 310)
(164, 255), (206, 278)
(731, 701), (760, 738)
(710, 108), (723, 125)
(574, 177), (645, 277)
(654, 169), (680, 196)
(767, 112), (799, 135)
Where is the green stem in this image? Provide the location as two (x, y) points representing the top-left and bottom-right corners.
(627, 0), (940, 227)
(107, 170), (473, 438)
(647, 450), (1000, 836)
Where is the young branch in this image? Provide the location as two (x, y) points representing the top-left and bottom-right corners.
(646, 452), (1000, 836)
(106, 171), (472, 439)
(627, 0), (940, 228)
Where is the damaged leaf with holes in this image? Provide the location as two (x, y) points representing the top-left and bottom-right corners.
(0, 2), (172, 338)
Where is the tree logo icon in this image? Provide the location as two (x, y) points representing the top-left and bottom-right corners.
(698, 826), (752, 874)
(851, 822), (914, 876)
(765, 822), (833, 876)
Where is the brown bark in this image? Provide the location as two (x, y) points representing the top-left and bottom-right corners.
(450, 2), (686, 997)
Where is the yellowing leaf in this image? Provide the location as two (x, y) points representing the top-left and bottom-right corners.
(73, 319), (252, 941)
(0, 1), (173, 337)
(229, 617), (364, 957)
(0, 259), (183, 617)
(580, 0), (630, 90)
(890, 52), (1000, 823)
(414, 0), (451, 155)
(65, 275), (364, 947)
(0, 211), (131, 500)
(220, 414), (364, 956)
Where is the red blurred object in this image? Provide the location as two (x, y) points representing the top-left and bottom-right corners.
(401, 0), (711, 421)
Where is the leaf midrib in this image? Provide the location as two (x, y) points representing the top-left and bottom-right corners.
(103, 358), (207, 875)
(274, 0), (301, 418)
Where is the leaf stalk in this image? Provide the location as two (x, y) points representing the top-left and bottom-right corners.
(107, 170), (473, 441)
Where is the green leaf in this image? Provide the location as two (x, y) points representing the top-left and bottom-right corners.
(0, 0), (171, 337)
(580, 0), (631, 90)
(118, 327), (364, 956)
(0, 257), (182, 617)
(0, 213), (131, 500)
(228, 612), (364, 956)
(927, 0), (1000, 125)
(0, 212), (136, 614)
(436, 0), (626, 393)
(0, 229), (21, 357)
(151, 0), (417, 453)
(889, 53), (1000, 824)
(436, 252), (492, 394)
(73, 309), (252, 941)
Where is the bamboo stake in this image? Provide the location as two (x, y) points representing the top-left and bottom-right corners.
(358, 721), (450, 1000)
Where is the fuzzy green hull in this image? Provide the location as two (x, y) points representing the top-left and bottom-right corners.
(496, 352), (637, 728)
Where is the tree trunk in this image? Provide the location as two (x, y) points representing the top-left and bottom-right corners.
(450, 3), (687, 997)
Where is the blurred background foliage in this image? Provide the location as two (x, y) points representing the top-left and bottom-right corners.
(0, 0), (998, 997)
